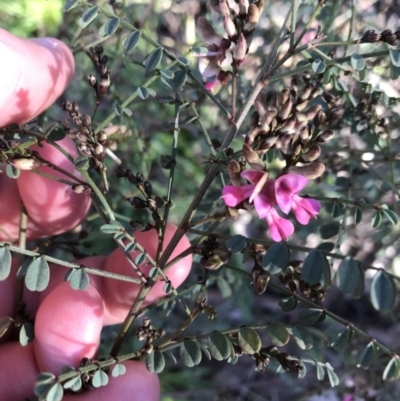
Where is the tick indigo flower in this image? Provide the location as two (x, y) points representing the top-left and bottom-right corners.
(221, 170), (320, 241)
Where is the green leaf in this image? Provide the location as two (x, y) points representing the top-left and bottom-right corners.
(390, 49), (400, 67)
(336, 257), (360, 293)
(198, 342), (212, 360)
(135, 253), (146, 265)
(0, 246), (12, 281)
(79, 6), (99, 29)
(180, 340), (202, 367)
(238, 327), (262, 354)
(125, 242), (136, 252)
(279, 296), (298, 312)
(298, 360), (307, 379)
(353, 265), (365, 299)
(100, 224), (122, 234)
(293, 326), (314, 350)
(63, 376), (82, 391)
(354, 207), (362, 224)
(265, 324), (289, 347)
(302, 249), (331, 287)
(112, 363), (127, 377)
(260, 242), (289, 274)
(19, 322), (34, 346)
(25, 257), (50, 292)
(163, 282), (172, 293)
(350, 54), (366, 70)
(319, 222), (340, 239)
(143, 48), (163, 71)
(357, 341), (378, 369)
(298, 308), (325, 326)
(227, 235), (246, 254)
(92, 370), (109, 388)
(370, 270), (396, 311)
(326, 363), (339, 387)
(137, 87), (149, 99)
(177, 56), (189, 66)
(171, 70), (187, 90)
(43, 383), (64, 401)
(331, 326), (353, 351)
(146, 350), (166, 373)
(192, 46), (209, 55)
(381, 204), (398, 225)
(383, 356), (400, 381)
(358, 66), (367, 81)
(0, 316), (13, 338)
(103, 17), (120, 36)
(316, 242), (335, 252)
(123, 31), (141, 52)
(312, 59), (326, 74)
(147, 88), (156, 97)
(371, 212), (382, 228)
(208, 332), (231, 361)
(68, 269), (89, 291)
(316, 362), (325, 380)
(160, 69), (174, 79)
(64, 0), (80, 12)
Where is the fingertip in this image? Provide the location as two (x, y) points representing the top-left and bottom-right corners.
(34, 282), (104, 374)
(0, 28), (75, 127)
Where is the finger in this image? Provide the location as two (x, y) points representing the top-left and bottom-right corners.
(102, 223), (192, 325)
(0, 28), (74, 127)
(17, 136), (91, 238)
(34, 282), (104, 374)
(62, 361), (160, 401)
(0, 342), (39, 401)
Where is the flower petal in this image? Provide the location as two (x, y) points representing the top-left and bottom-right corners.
(275, 174), (308, 214)
(253, 193), (273, 218)
(292, 196), (321, 225)
(241, 169), (267, 185)
(266, 208), (294, 242)
(221, 185), (254, 207)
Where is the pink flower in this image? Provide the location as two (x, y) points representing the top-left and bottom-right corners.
(221, 170), (320, 241)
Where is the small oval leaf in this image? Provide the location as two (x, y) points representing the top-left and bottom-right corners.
(112, 363), (127, 377)
(350, 54), (366, 71)
(143, 48), (163, 71)
(104, 17), (120, 36)
(298, 308), (325, 326)
(19, 322), (34, 346)
(279, 296), (298, 312)
(357, 341), (378, 369)
(383, 356), (400, 381)
(146, 350), (165, 373)
(179, 340), (202, 367)
(238, 327), (262, 354)
(0, 246), (12, 281)
(265, 324), (290, 347)
(68, 269), (90, 290)
(208, 332), (231, 361)
(92, 370), (109, 388)
(336, 257), (360, 293)
(0, 316), (13, 338)
(302, 249), (330, 286)
(370, 270), (396, 311)
(227, 235), (246, 254)
(79, 6), (99, 29)
(123, 31), (141, 52)
(261, 242), (289, 275)
(63, 376), (82, 391)
(312, 59), (326, 74)
(293, 326), (314, 350)
(25, 257), (50, 292)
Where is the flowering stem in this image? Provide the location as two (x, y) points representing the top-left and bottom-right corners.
(290, 0), (300, 48)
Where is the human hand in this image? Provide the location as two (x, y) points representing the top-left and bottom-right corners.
(0, 29), (192, 401)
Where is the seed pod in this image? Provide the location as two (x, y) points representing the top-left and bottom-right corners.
(288, 161), (325, 179)
(317, 129), (334, 143)
(301, 144), (321, 162)
(204, 254), (224, 270)
(254, 270), (270, 294)
(243, 143), (265, 170)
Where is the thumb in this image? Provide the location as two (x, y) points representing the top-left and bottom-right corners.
(0, 28), (74, 127)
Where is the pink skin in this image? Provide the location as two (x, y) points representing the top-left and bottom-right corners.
(0, 30), (163, 400)
(102, 223), (193, 325)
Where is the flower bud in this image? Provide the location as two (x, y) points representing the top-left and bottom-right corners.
(299, 84), (313, 101)
(233, 33), (247, 63)
(381, 29), (397, 46)
(242, 143), (265, 170)
(72, 184), (92, 194)
(303, 104), (322, 120)
(301, 144), (321, 162)
(328, 107), (344, 121)
(127, 197), (147, 209)
(197, 17), (220, 44)
(81, 114), (92, 127)
(360, 30), (380, 43)
(288, 161), (325, 179)
(244, 4), (260, 32)
(317, 129), (334, 143)
(280, 88), (291, 105)
(204, 254), (224, 270)
(249, 111), (260, 128)
(219, 0), (230, 16)
(278, 97), (293, 120)
(226, 206), (239, 220)
(223, 15), (236, 38)
(210, 0), (221, 14)
(88, 74), (97, 88)
(227, 160), (245, 185)
(10, 157), (39, 170)
(239, 0), (249, 16)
